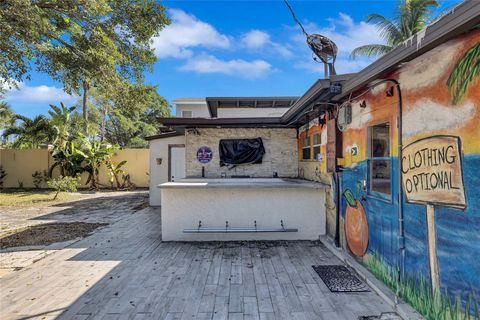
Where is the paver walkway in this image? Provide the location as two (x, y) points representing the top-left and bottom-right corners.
(0, 193), (397, 319)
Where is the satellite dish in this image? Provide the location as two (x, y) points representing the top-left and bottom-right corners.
(284, 0), (338, 78)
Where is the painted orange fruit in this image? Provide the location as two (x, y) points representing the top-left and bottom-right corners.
(345, 200), (369, 257)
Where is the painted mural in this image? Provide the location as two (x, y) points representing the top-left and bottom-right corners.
(298, 28), (480, 318)
(337, 28), (480, 318)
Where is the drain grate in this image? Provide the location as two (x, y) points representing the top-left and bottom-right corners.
(312, 265), (370, 292)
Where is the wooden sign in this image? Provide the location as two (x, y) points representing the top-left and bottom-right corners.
(402, 135), (466, 209)
(401, 135), (466, 291)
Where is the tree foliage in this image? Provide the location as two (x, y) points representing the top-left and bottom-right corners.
(351, 0), (439, 58)
(0, 0), (170, 123)
(2, 114), (55, 148)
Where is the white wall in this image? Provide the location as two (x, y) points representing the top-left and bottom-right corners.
(161, 184), (326, 241)
(148, 135), (185, 206)
(175, 103), (210, 118)
(217, 107), (290, 118)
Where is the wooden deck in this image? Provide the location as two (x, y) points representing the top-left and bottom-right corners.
(0, 196), (397, 319)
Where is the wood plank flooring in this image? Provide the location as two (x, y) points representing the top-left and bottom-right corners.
(0, 196), (397, 320)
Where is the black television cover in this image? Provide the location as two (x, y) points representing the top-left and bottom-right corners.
(219, 138), (265, 167)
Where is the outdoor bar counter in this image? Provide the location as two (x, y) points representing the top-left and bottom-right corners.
(159, 178), (328, 241)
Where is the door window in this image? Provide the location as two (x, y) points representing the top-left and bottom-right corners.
(368, 123), (391, 195)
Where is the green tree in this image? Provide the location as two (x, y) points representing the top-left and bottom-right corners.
(2, 114), (55, 148)
(351, 0), (439, 58)
(91, 83), (171, 147)
(0, 0), (170, 127)
(48, 102), (76, 148)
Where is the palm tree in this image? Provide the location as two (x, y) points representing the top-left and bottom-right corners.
(48, 102), (76, 147)
(2, 114), (55, 148)
(351, 0), (439, 58)
(0, 101), (14, 129)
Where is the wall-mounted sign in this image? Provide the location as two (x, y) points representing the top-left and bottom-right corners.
(196, 146), (213, 164)
(317, 153), (325, 161)
(402, 135), (466, 209)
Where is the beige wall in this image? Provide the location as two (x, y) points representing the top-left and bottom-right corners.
(0, 148), (149, 189)
(298, 161), (337, 238)
(185, 128), (298, 178)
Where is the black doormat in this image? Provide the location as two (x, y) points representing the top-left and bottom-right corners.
(312, 265), (370, 292)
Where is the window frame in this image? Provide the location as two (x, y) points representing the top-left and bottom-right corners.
(312, 132), (322, 161)
(366, 121), (393, 202)
(301, 135), (311, 160)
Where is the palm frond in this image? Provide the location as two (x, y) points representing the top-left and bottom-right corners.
(447, 43), (480, 105)
(351, 44), (393, 59)
(365, 13), (403, 45)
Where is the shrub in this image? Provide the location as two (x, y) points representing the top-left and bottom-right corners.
(47, 175), (81, 200)
(32, 170), (48, 188)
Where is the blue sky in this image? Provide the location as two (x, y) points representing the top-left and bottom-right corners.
(3, 0), (458, 117)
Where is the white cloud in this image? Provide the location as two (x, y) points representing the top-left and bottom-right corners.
(403, 99), (476, 137)
(241, 30), (293, 59)
(4, 82), (77, 105)
(291, 13), (384, 75)
(242, 30), (270, 49)
(152, 9), (231, 59)
(179, 54), (273, 79)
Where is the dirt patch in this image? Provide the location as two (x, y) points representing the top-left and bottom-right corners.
(0, 222), (107, 249)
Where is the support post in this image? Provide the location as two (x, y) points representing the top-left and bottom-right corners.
(426, 204), (440, 291)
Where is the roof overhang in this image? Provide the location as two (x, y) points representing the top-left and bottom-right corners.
(145, 131), (184, 141)
(206, 97), (299, 117)
(280, 73), (355, 124)
(157, 117), (295, 129)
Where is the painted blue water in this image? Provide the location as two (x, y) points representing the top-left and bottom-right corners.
(340, 154), (480, 304)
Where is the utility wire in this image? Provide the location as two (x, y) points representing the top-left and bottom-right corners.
(283, 0), (309, 38)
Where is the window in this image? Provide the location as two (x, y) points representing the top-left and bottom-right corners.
(312, 133), (322, 161)
(368, 123), (391, 195)
(181, 110), (192, 118)
(302, 135), (311, 160)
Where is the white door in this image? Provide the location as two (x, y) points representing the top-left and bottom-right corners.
(170, 147), (185, 182)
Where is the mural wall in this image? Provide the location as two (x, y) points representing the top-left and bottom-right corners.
(336, 28), (480, 312)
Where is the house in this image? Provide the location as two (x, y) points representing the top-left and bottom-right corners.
(147, 0), (480, 309)
(147, 96), (298, 206)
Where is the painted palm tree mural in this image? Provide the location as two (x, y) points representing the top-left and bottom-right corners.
(351, 0), (439, 58)
(447, 31), (480, 104)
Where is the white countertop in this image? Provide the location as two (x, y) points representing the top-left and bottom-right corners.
(159, 178), (328, 189)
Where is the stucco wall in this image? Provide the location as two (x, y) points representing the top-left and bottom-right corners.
(148, 135), (186, 206)
(0, 148), (149, 189)
(185, 128), (298, 178)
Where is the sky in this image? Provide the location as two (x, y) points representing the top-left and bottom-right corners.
(2, 0), (459, 117)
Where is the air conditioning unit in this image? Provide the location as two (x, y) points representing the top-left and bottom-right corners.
(337, 103), (352, 132)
